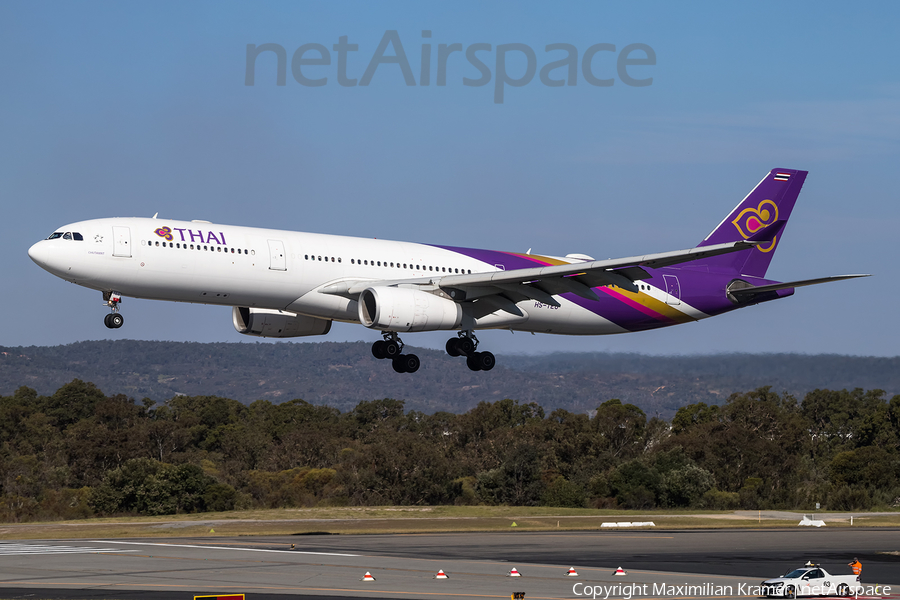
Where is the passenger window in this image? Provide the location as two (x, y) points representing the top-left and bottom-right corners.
(73, 233), (83, 241)
(155, 241), (159, 246)
(416, 265), (420, 270)
(337, 258), (341, 263)
(331, 257), (335, 262)
(63, 232), (72, 240)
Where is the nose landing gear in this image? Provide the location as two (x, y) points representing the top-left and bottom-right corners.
(371, 332), (419, 373)
(446, 331), (495, 371)
(103, 292), (124, 329)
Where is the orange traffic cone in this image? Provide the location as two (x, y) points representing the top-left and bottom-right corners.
(566, 567), (579, 577)
(361, 571), (376, 581)
(614, 566), (627, 576)
(435, 569), (449, 579)
(508, 567), (522, 577)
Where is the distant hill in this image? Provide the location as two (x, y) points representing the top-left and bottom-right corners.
(0, 341), (897, 418)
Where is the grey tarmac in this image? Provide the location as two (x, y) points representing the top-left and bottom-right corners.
(0, 528), (897, 600)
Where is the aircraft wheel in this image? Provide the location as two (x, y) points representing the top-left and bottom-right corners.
(104, 314), (113, 329)
(466, 354), (482, 371)
(383, 340), (401, 359)
(458, 337), (475, 356)
(477, 351), (495, 371)
(372, 340), (386, 359)
(445, 338), (461, 357)
(392, 355), (407, 373)
(403, 353), (420, 373)
(110, 314), (124, 328)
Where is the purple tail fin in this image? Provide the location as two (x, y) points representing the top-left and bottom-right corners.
(697, 168), (808, 278)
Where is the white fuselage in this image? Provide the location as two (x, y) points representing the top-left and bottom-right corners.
(28, 217), (711, 337)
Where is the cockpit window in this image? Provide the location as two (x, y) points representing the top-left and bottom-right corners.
(63, 232), (72, 240)
(47, 232), (63, 240)
(72, 232), (83, 241)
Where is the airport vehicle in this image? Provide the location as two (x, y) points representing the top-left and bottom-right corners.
(28, 168), (866, 373)
(761, 565), (861, 597)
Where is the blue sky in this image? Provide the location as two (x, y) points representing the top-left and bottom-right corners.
(2, 1), (897, 356)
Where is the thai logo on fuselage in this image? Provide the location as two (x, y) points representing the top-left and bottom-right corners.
(154, 226), (227, 245)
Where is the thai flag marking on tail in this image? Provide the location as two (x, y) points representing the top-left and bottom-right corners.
(774, 172), (791, 181)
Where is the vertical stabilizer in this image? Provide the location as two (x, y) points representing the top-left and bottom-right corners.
(697, 168), (807, 278)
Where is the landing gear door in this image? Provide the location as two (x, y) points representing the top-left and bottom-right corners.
(112, 226), (131, 257)
(267, 239), (287, 271)
(663, 274), (681, 305)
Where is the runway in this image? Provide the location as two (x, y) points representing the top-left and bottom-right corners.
(0, 529), (897, 600)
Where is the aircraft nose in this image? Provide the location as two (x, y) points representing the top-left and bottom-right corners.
(28, 240), (49, 266)
(28, 239), (63, 275)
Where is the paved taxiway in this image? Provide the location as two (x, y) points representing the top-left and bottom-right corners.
(0, 529), (897, 600)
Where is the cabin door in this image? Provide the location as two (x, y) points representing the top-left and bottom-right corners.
(663, 274), (681, 305)
(267, 239), (287, 271)
(112, 226), (131, 257)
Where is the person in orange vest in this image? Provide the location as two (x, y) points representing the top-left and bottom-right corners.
(848, 558), (862, 576)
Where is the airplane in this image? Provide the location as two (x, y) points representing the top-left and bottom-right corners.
(28, 168), (867, 373)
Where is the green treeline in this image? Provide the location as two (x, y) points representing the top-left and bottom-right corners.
(1, 380), (898, 521)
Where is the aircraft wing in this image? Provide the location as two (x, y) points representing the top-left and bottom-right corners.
(320, 240), (759, 304)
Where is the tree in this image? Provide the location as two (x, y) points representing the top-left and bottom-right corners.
(593, 399), (646, 459)
(541, 476), (585, 508)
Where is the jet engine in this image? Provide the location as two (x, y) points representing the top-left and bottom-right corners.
(358, 286), (462, 332)
(232, 307), (332, 338)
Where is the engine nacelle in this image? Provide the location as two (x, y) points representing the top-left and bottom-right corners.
(232, 307), (332, 338)
(358, 286), (462, 332)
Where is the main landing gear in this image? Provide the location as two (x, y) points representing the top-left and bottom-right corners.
(371, 332), (420, 373)
(446, 331), (495, 371)
(103, 292), (124, 329)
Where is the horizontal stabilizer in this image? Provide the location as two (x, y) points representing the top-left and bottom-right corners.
(729, 274), (870, 299)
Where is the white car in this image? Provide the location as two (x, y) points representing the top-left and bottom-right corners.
(761, 566), (860, 598)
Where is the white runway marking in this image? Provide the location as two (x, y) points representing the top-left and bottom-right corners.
(0, 543), (136, 556)
(93, 540), (360, 557)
